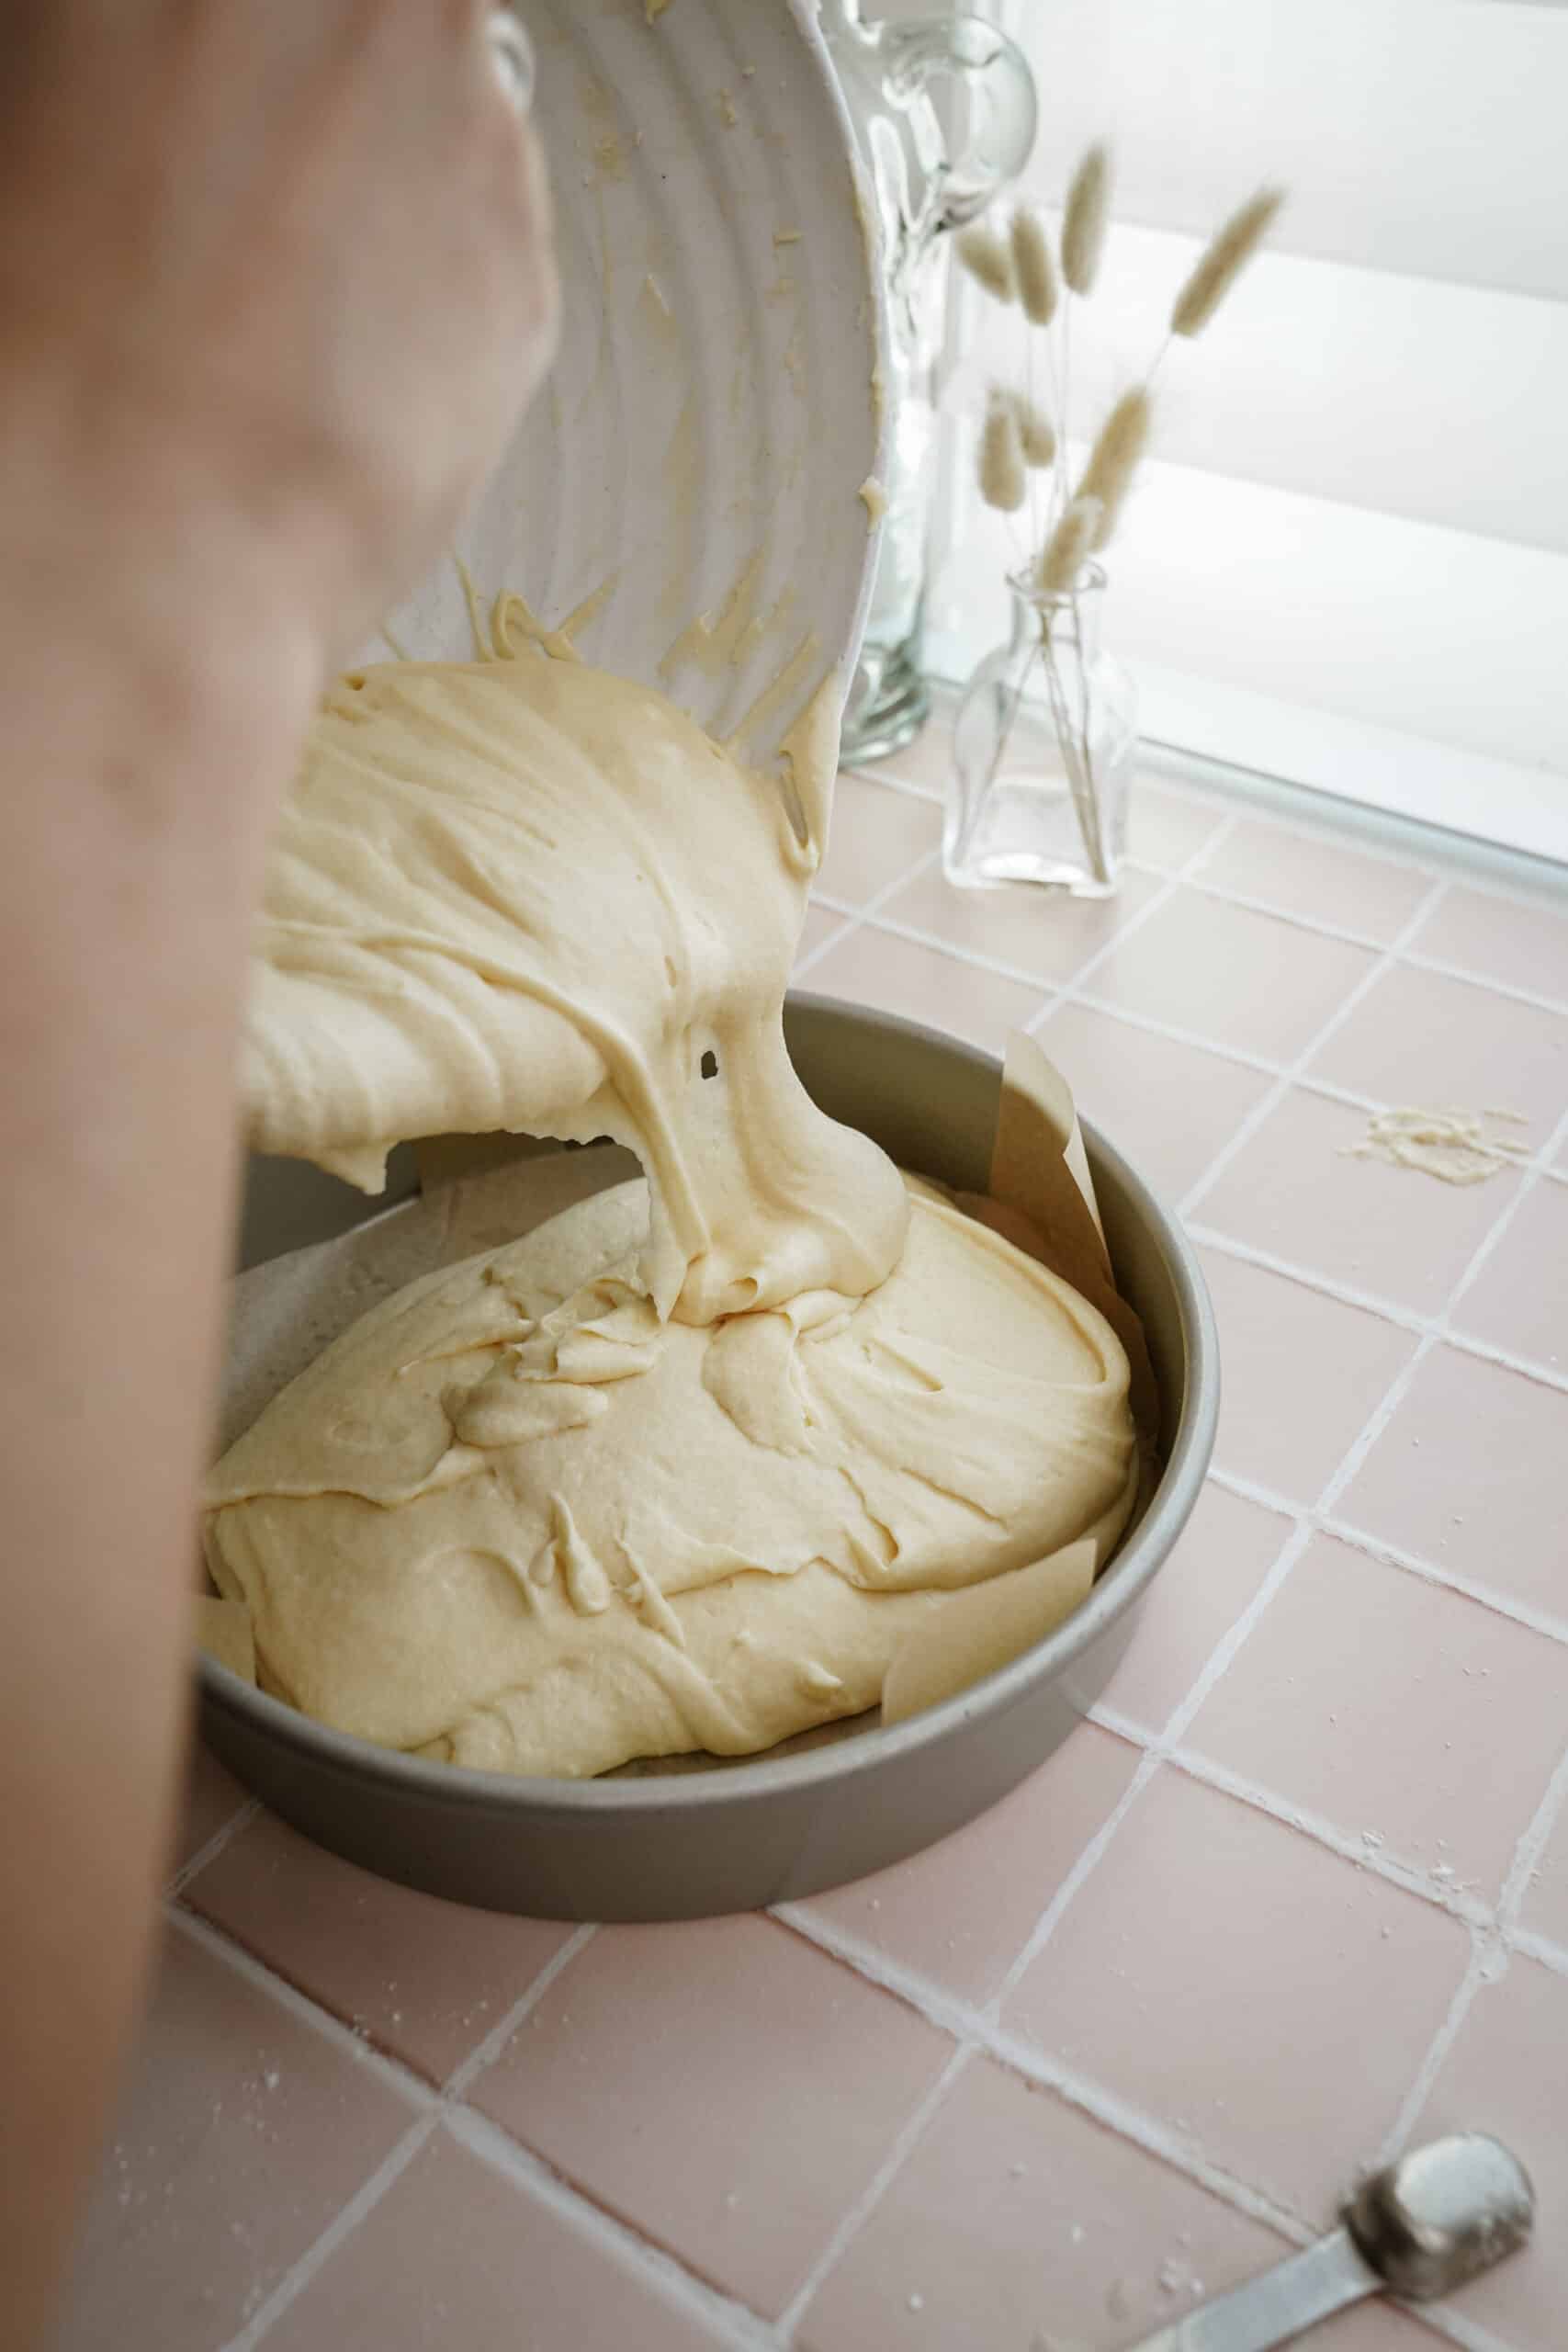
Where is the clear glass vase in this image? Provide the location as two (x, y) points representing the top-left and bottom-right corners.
(821, 0), (1037, 763)
(944, 563), (1135, 899)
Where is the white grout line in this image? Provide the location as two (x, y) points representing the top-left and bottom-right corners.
(774, 1903), (1313, 2249)
(1186, 1225), (1568, 1400)
(1376, 1736), (1568, 2178)
(1509, 1927), (1568, 1984)
(1179, 875), (1451, 1223)
(443, 2108), (774, 2351)
(1497, 1739), (1568, 1939)
(984, 1748), (1165, 2010)
(165, 1794), (261, 1899)
(443, 1922), (597, 2100)
(1161, 1747), (1492, 1930)
(772, 2043), (973, 2343)
(222, 2116), (440, 2352)
(170, 1906), (436, 2110)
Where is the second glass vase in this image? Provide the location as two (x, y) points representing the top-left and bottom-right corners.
(944, 562), (1135, 899)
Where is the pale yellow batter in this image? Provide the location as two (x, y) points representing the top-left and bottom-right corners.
(208, 647), (1138, 1775)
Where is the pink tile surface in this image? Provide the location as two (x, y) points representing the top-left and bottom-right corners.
(170, 1739), (250, 1875)
(799, 2054), (1286, 2352)
(1518, 1792), (1568, 1953)
(808, 921), (1043, 1050)
(1449, 1176), (1568, 1374)
(73, 767), (1568, 2350)
(1409, 883), (1568, 1005)
(1128, 780), (1230, 872)
(1337, 1344), (1568, 1620)
(1199, 819), (1434, 944)
(186, 1810), (576, 2085)
(1099, 1482), (1295, 1734)
(1193, 1085), (1522, 1315)
(1410, 1954), (1568, 2346)
(1187, 1533), (1568, 1894)
(799, 1724), (1141, 2007)
(878, 856), (1163, 985)
(814, 774), (942, 905)
(1309, 963), (1568, 1138)
(1197, 1247), (1418, 1504)
(802, 2057), (1446, 2352)
(469, 1914), (953, 2317)
(264, 2125), (731, 2352)
(1033, 998), (1273, 1202)
(795, 902), (851, 968)
(1005, 1768), (1471, 2219)
(55, 1921), (414, 2352)
(1086, 887), (1378, 1063)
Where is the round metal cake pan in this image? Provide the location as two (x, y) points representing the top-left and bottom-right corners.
(201, 996), (1219, 1921)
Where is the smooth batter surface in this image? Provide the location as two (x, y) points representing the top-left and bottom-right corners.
(211, 645), (1138, 1775)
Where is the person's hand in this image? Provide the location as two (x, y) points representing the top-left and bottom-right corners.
(0, 0), (558, 672)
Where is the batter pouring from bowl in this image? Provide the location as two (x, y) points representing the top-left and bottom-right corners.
(203, 644), (1138, 1777)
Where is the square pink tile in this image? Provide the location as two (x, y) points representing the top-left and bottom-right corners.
(1518, 1789), (1568, 1954)
(169, 1739), (250, 1876)
(1006, 1768), (1471, 2219)
(1129, 780), (1231, 873)
(1198, 820), (1433, 944)
(808, 922), (1043, 1052)
(1099, 1482), (1295, 1734)
(1187, 1532), (1568, 1895)
(799, 1724), (1142, 2007)
(186, 1811), (576, 2086)
(1310, 964), (1568, 1140)
(794, 902), (852, 970)
(264, 2123), (731, 2352)
(799, 2053), (1286, 2351)
(815, 774), (942, 905)
(470, 1913), (953, 2317)
(1192, 1087), (1521, 1316)
(55, 1919), (415, 2352)
(1408, 1953), (1568, 2347)
(1032, 1000), (1273, 1203)
(878, 858), (1163, 986)
(1336, 1344), (1568, 1621)
(847, 698), (953, 800)
(1197, 1248), (1418, 1505)
(1450, 1177), (1568, 1374)
(1409, 882), (1568, 1006)
(1086, 888), (1377, 1063)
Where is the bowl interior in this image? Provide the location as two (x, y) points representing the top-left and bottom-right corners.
(368, 0), (883, 769)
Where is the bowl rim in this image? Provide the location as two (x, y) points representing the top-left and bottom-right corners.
(200, 999), (1218, 1814)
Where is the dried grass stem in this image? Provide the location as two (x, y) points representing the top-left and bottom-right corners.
(1061, 143), (1112, 297)
(1170, 186), (1284, 337)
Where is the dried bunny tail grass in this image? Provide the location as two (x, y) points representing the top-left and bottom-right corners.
(1170, 186), (1285, 338)
(1060, 142), (1112, 296)
(978, 395), (1027, 513)
(1036, 496), (1103, 596)
(955, 223), (1017, 305)
(1075, 384), (1152, 549)
(1010, 207), (1058, 327)
(1006, 389), (1056, 469)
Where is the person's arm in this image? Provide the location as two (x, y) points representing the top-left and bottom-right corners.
(0, 11), (557, 2343)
